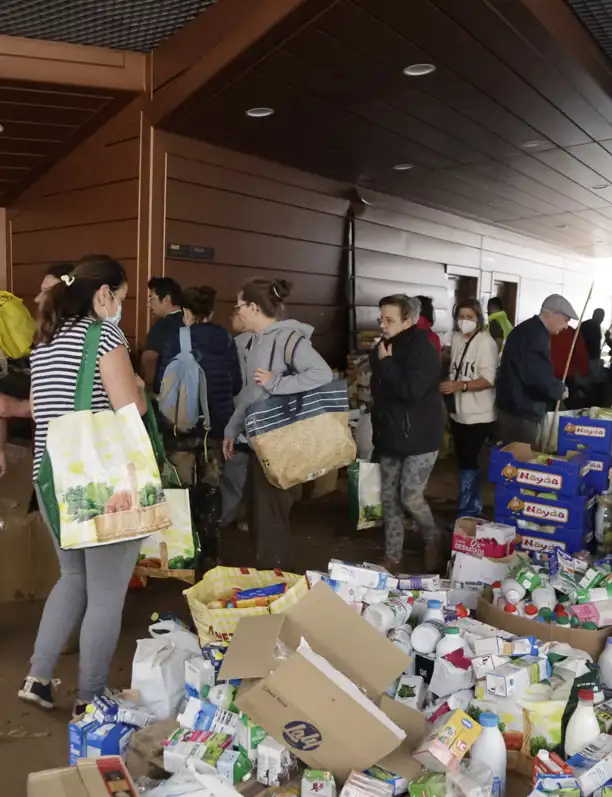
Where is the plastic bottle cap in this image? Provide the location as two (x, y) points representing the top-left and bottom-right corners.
(151, 612), (160, 622)
(445, 628), (460, 635)
(579, 689), (595, 701)
(539, 608), (553, 621)
(525, 605), (538, 616)
(427, 600), (442, 609)
(554, 604), (565, 614)
(583, 622), (598, 631)
(479, 712), (499, 728)
(556, 615), (570, 626)
(492, 581), (502, 589)
(504, 604), (517, 613)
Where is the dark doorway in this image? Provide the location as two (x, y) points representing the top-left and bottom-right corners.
(493, 280), (518, 323)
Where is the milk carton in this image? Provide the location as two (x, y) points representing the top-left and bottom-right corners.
(235, 712), (267, 763)
(365, 766), (409, 796)
(394, 675), (426, 710)
(256, 737), (298, 787)
(216, 749), (253, 784)
(413, 709), (482, 772)
(340, 772), (394, 797)
(185, 657), (216, 699)
(567, 734), (612, 796)
(302, 770), (337, 797)
(486, 656), (551, 698)
(328, 560), (395, 590)
(84, 723), (135, 760)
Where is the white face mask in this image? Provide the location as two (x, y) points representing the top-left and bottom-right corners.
(105, 290), (122, 326)
(459, 319), (477, 335)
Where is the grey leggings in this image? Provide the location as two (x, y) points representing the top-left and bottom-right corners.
(29, 529), (142, 702)
(380, 452), (439, 560)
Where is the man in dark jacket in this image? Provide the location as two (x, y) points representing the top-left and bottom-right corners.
(497, 294), (577, 446)
(371, 294), (444, 573)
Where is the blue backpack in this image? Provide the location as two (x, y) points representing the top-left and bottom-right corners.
(158, 327), (210, 435)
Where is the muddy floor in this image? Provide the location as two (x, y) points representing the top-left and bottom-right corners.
(0, 462), (529, 796)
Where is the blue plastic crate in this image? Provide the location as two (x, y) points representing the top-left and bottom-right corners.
(557, 443), (611, 494)
(558, 415), (612, 456)
(489, 443), (589, 498)
(494, 484), (595, 531)
(496, 516), (594, 555)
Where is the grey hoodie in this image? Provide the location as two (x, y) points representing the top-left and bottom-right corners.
(224, 319), (333, 440)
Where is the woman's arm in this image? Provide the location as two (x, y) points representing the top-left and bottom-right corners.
(100, 346), (147, 415)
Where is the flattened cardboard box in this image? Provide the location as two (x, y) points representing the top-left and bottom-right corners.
(477, 594), (612, 661)
(220, 582), (426, 781)
(28, 756), (138, 797)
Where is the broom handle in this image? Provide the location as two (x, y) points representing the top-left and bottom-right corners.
(545, 281), (594, 452)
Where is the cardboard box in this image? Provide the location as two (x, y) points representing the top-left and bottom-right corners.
(477, 593), (612, 660)
(452, 517), (516, 559)
(489, 442), (589, 498)
(413, 709), (482, 772)
(28, 757), (139, 797)
(219, 582), (423, 781)
(450, 549), (516, 586)
(559, 416), (612, 456)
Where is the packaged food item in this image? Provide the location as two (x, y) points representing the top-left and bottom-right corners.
(216, 749), (253, 784)
(533, 750), (573, 783)
(578, 567), (609, 590)
(185, 657), (216, 700)
(394, 675), (426, 710)
(531, 583), (556, 612)
(468, 712), (506, 797)
(408, 773), (446, 797)
(486, 656), (551, 698)
(257, 737), (299, 787)
(518, 683), (570, 757)
(467, 694), (525, 752)
(549, 550), (578, 594)
(365, 767), (408, 797)
(570, 599), (612, 627)
(162, 729), (232, 773)
(235, 712), (267, 763)
(363, 597), (413, 633)
(575, 583), (612, 604)
(565, 689), (600, 758)
(80, 723), (135, 761)
(86, 694), (155, 728)
(413, 709), (482, 772)
(302, 770), (337, 797)
(567, 733), (612, 796)
(328, 560), (394, 590)
(201, 683), (237, 710)
(470, 654), (509, 680)
(436, 628), (466, 658)
(396, 574), (440, 591)
(341, 772), (394, 797)
(475, 521), (515, 547)
(177, 698), (239, 735)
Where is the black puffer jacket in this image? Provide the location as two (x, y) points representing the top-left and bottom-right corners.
(370, 326), (444, 458)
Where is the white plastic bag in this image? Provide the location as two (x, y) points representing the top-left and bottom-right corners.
(348, 460), (382, 530)
(131, 631), (200, 720)
(146, 767), (235, 797)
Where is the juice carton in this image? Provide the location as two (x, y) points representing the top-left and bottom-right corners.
(302, 770), (337, 797)
(257, 737), (299, 787)
(235, 712), (267, 763)
(185, 657), (216, 699)
(216, 749), (253, 784)
(366, 766), (408, 797)
(413, 709), (482, 772)
(394, 675), (426, 710)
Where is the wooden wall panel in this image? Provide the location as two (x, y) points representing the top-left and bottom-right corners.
(162, 134), (347, 366)
(10, 122), (141, 341)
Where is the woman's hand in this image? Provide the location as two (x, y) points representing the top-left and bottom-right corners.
(254, 368), (272, 386)
(440, 380), (462, 395)
(223, 437), (235, 461)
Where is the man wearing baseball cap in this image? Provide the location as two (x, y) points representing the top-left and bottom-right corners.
(497, 294), (578, 445)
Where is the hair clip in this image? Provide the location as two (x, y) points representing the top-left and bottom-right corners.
(60, 274), (75, 286)
(272, 284), (281, 300)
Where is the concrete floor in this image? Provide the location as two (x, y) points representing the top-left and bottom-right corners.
(0, 462), (528, 796)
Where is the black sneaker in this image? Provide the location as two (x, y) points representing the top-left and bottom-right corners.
(18, 677), (54, 710)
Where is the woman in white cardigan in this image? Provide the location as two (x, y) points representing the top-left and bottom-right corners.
(440, 298), (499, 517)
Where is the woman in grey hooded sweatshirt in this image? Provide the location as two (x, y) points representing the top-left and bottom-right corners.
(223, 278), (332, 570)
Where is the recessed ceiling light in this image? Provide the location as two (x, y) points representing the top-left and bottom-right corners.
(245, 107), (274, 118)
(0, 125), (4, 133)
(593, 183), (610, 190)
(520, 140), (546, 149)
(393, 163), (414, 171)
(403, 64), (436, 77)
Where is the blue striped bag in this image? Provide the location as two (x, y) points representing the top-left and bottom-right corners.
(245, 333), (356, 489)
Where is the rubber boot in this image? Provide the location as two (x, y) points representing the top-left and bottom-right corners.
(458, 469), (483, 518)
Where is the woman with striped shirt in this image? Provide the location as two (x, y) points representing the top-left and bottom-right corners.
(19, 254), (146, 718)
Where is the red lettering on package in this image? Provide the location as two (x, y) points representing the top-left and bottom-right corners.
(570, 424), (606, 438)
(523, 502), (569, 524)
(516, 468), (562, 490)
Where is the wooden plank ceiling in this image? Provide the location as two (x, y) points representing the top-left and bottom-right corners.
(0, 80), (133, 204)
(160, 0), (612, 256)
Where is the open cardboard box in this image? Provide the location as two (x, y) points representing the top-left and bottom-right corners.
(477, 592), (612, 660)
(219, 581), (427, 781)
(28, 757), (139, 797)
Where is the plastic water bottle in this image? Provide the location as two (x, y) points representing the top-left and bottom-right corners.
(565, 689), (600, 757)
(469, 712), (506, 797)
(501, 577), (526, 605)
(599, 638), (612, 699)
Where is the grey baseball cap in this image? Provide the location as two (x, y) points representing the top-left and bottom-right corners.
(541, 294), (578, 320)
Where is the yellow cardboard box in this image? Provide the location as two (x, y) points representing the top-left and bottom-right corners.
(413, 709), (482, 773)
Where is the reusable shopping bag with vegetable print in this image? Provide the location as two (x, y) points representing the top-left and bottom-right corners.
(348, 460), (382, 530)
(35, 321), (171, 550)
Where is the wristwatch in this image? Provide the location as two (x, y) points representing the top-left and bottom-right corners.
(462, 382), (468, 393)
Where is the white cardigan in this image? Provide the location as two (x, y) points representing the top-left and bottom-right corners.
(449, 330), (499, 425)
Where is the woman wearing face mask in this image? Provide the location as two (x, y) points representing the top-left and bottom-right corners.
(19, 254), (146, 718)
(440, 298), (498, 518)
